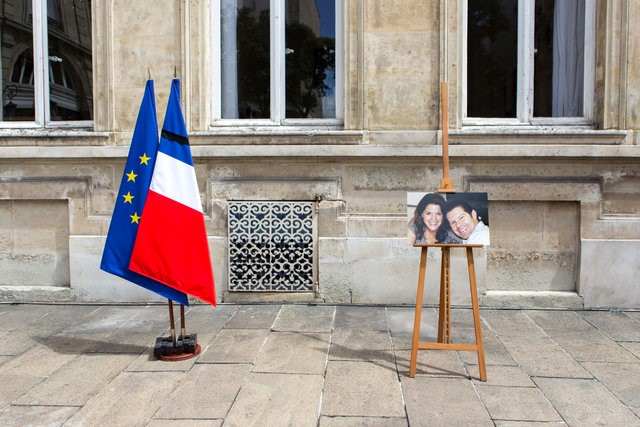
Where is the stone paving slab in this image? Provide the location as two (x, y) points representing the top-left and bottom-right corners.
(474, 384), (563, 423)
(0, 342), (77, 377)
(0, 355), (11, 367)
(97, 321), (172, 355)
(1, 304), (640, 426)
(525, 309), (596, 331)
(395, 349), (469, 378)
(0, 304), (56, 331)
(147, 420), (222, 427)
(621, 341), (640, 358)
(198, 328), (269, 364)
(533, 377), (640, 426)
(402, 376), (493, 425)
(578, 311), (640, 341)
(499, 336), (592, 378)
(539, 328), (639, 363)
(125, 346), (201, 373)
(154, 363), (251, 420)
(64, 371), (184, 426)
(0, 330), (44, 356)
(272, 304), (335, 332)
(14, 353), (136, 406)
(334, 306), (388, 331)
(59, 305), (138, 334)
(183, 303), (237, 332)
(386, 306), (438, 341)
(223, 372), (324, 426)
(224, 304), (281, 329)
(456, 327), (519, 366)
(581, 361), (640, 407)
(253, 331), (330, 374)
(329, 329), (394, 362)
(35, 305), (103, 334)
(319, 416), (408, 426)
(493, 422), (568, 426)
(470, 365), (536, 387)
(482, 309), (549, 339)
(322, 360), (405, 417)
(0, 374), (44, 409)
(0, 404), (78, 427)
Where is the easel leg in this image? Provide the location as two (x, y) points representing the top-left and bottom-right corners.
(437, 247), (451, 344)
(409, 247), (428, 378)
(466, 247), (487, 382)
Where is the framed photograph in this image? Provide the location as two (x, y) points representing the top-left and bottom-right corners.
(407, 192), (489, 245)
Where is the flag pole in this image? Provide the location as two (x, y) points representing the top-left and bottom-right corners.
(168, 299), (176, 345)
(180, 304), (186, 337)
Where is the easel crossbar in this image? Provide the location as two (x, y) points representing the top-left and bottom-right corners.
(417, 342), (479, 351)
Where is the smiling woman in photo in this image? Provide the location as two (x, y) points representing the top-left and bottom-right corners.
(408, 193), (461, 245)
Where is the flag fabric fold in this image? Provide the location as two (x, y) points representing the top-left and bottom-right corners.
(129, 78), (216, 306)
(100, 80), (189, 306)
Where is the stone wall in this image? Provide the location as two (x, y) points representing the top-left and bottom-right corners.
(0, 0), (639, 308)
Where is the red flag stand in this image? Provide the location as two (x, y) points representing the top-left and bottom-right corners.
(154, 300), (201, 361)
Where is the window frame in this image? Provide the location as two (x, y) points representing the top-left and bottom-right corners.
(0, 0), (92, 129)
(211, 0), (343, 127)
(461, 0), (596, 127)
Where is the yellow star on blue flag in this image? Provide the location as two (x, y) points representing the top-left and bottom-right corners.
(100, 79), (188, 306)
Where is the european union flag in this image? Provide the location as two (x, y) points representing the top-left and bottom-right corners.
(100, 80), (189, 305)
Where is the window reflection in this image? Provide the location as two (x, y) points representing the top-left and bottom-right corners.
(467, 0), (586, 119)
(1, 0), (92, 123)
(467, 0), (518, 118)
(220, 0), (336, 120)
(221, 0), (270, 119)
(285, 0), (335, 119)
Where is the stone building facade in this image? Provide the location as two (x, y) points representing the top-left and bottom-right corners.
(0, 1), (639, 308)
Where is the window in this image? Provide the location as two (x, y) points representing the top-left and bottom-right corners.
(463, 0), (595, 125)
(1, 0), (92, 127)
(213, 0), (342, 126)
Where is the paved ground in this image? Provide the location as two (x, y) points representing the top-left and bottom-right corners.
(0, 303), (639, 426)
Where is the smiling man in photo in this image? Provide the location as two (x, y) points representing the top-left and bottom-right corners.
(444, 199), (490, 245)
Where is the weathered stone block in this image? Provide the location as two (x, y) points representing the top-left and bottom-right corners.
(580, 239), (640, 308)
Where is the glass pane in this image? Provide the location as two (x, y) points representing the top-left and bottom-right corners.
(285, 0), (335, 118)
(48, 0), (92, 121)
(534, 0), (584, 117)
(1, 0), (36, 121)
(221, 0), (270, 119)
(467, 0), (517, 118)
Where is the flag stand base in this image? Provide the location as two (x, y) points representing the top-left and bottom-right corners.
(158, 343), (201, 361)
(154, 300), (202, 361)
(153, 333), (200, 361)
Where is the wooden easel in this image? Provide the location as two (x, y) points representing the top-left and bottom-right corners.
(408, 81), (487, 381)
(408, 244), (486, 381)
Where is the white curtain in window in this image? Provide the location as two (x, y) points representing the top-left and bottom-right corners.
(221, 0), (238, 119)
(552, 0), (584, 117)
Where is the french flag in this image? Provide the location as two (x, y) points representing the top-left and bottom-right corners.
(129, 79), (216, 306)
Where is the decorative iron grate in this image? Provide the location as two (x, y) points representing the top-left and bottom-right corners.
(228, 201), (316, 292)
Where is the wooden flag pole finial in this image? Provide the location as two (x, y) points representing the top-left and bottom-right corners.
(438, 81), (456, 193)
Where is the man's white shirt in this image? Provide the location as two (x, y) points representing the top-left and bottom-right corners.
(464, 221), (490, 245)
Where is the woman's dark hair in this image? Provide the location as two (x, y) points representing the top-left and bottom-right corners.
(413, 193), (449, 243)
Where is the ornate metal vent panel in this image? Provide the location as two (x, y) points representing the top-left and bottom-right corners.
(228, 201), (316, 292)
